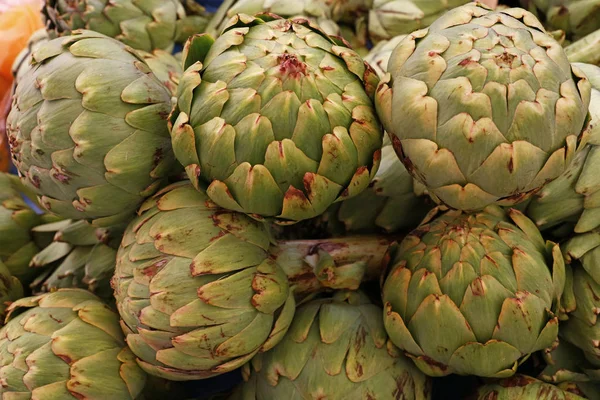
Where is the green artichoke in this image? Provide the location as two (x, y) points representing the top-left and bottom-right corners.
(364, 34), (407, 78)
(138, 49), (183, 97)
(368, 0), (471, 43)
(314, 35), (431, 235)
(0, 172), (46, 284)
(0, 289), (147, 399)
(0, 260), (24, 320)
(376, 3), (591, 212)
(206, 0), (370, 54)
(560, 234), (600, 365)
(565, 29), (600, 66)
(113, 181), (296, 381)
(42, 0), (207, 52)
(28, 219), (119, 303)
(11, 29), (51, 86)
(526, 62), (600, 234)
(169, 14), (383, 223)
(382, 206), (566, 377)
(230, 291), (432, 400)
(7, 30), (176, 228)
(520, 0), (600, 40)
(473, 375), (586, 399)
(539, 339), (600, 399)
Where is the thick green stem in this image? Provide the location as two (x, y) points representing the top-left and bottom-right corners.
(271, 235), (400, 295)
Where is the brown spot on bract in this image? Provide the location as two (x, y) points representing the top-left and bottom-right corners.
(153, 148), (164, 167)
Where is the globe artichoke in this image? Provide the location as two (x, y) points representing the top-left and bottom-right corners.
(0, 260), (24, 320)
(376, 3), (591, 212)
(206, 0), (370, 55)
(565, 29), (600, 66)
(113, 181), (296, 381)
(138, 49), (183, 97)
(473, 375), (586, 399)
(539, 339), (600, 398)
(560, 233), (600, 365)
(314, 35), (432, 234)
(230, 291), (432, 400)
(7, 30), (176, 228)
(0, 289), (147, 399)
(0, 172), (46, 284)
(364, 34), (407, 78)
(42, 0), (206, 52)
(170, 14), (382, 223)
(526, 62), (600, 234)
(382, 205), (566, 377)
(28, 219), (120, 304)
(11, 29), (51, 87)
(368, 0), (471, 43)
(519, 0), (600, 40)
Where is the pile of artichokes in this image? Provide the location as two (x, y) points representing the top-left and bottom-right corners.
(1, 0), (600, 399)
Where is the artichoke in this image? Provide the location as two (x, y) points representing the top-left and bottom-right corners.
(560, 234), (600, 365)
(473, 375), (586, 399)
(0, 289), (147, 399)
(28, 219), (120, 303)
(368, 0), (471, 43)
(318, 139), (432, 234)
(11, 29), (51, 87)
(376, 3), (591, 212)
(364, 34), (407, 79)
(7, 30), (176, 228)
(520, 0), (600, 40)
(170, 14), (382, 223)
(230, 291), (432, 400)
(526, 62), (600, 234)
(42, 0), (206, 52)
(0, 172), (46, 284)
(565, 29), (600, 66)
(138, 49), (183, 97)
(113, 181), (296, 381)
(0, 260), (24, 320)
(314, 35), (432, 235)
(206, 0), (370, 55)
(382, 205), (566, 378)
(539, 339), (600, 399)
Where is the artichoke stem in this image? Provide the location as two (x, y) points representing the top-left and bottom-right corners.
(271, 235), (399, 294)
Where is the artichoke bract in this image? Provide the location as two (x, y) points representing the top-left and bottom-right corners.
(0, 172), (46, 284)
(376, 3), (591, 212)
(29, 219), (120, 304)
(0, 261), (24, 320)
(382, 206), (566, 378)
(231, 291), (432, 400)
(560, 234), (600, 366)
(7, 30), (176, 228)
(0, 289), (147, 399)
(43, 0), (196, 52)
(113, 182), (295, 381)
(368, 0), (471, 43)
(169, 14), (383, 223)
(526, 63), (600, 234)
(520, 0), (600, 40)
(138, 49), (183, 97)
(473, 375), (586, 399)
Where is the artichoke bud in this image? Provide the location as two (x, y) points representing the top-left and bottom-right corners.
(230, 290), (432, 400)
(114, 182), (295, 381)
(7, 31), (176, 228)
(473, 375), (587, 399)
(0, 289), (147, 399)
(169, 14), (383, 223)
(382, 205), (565, 378)
(376, 3), (592, 212)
